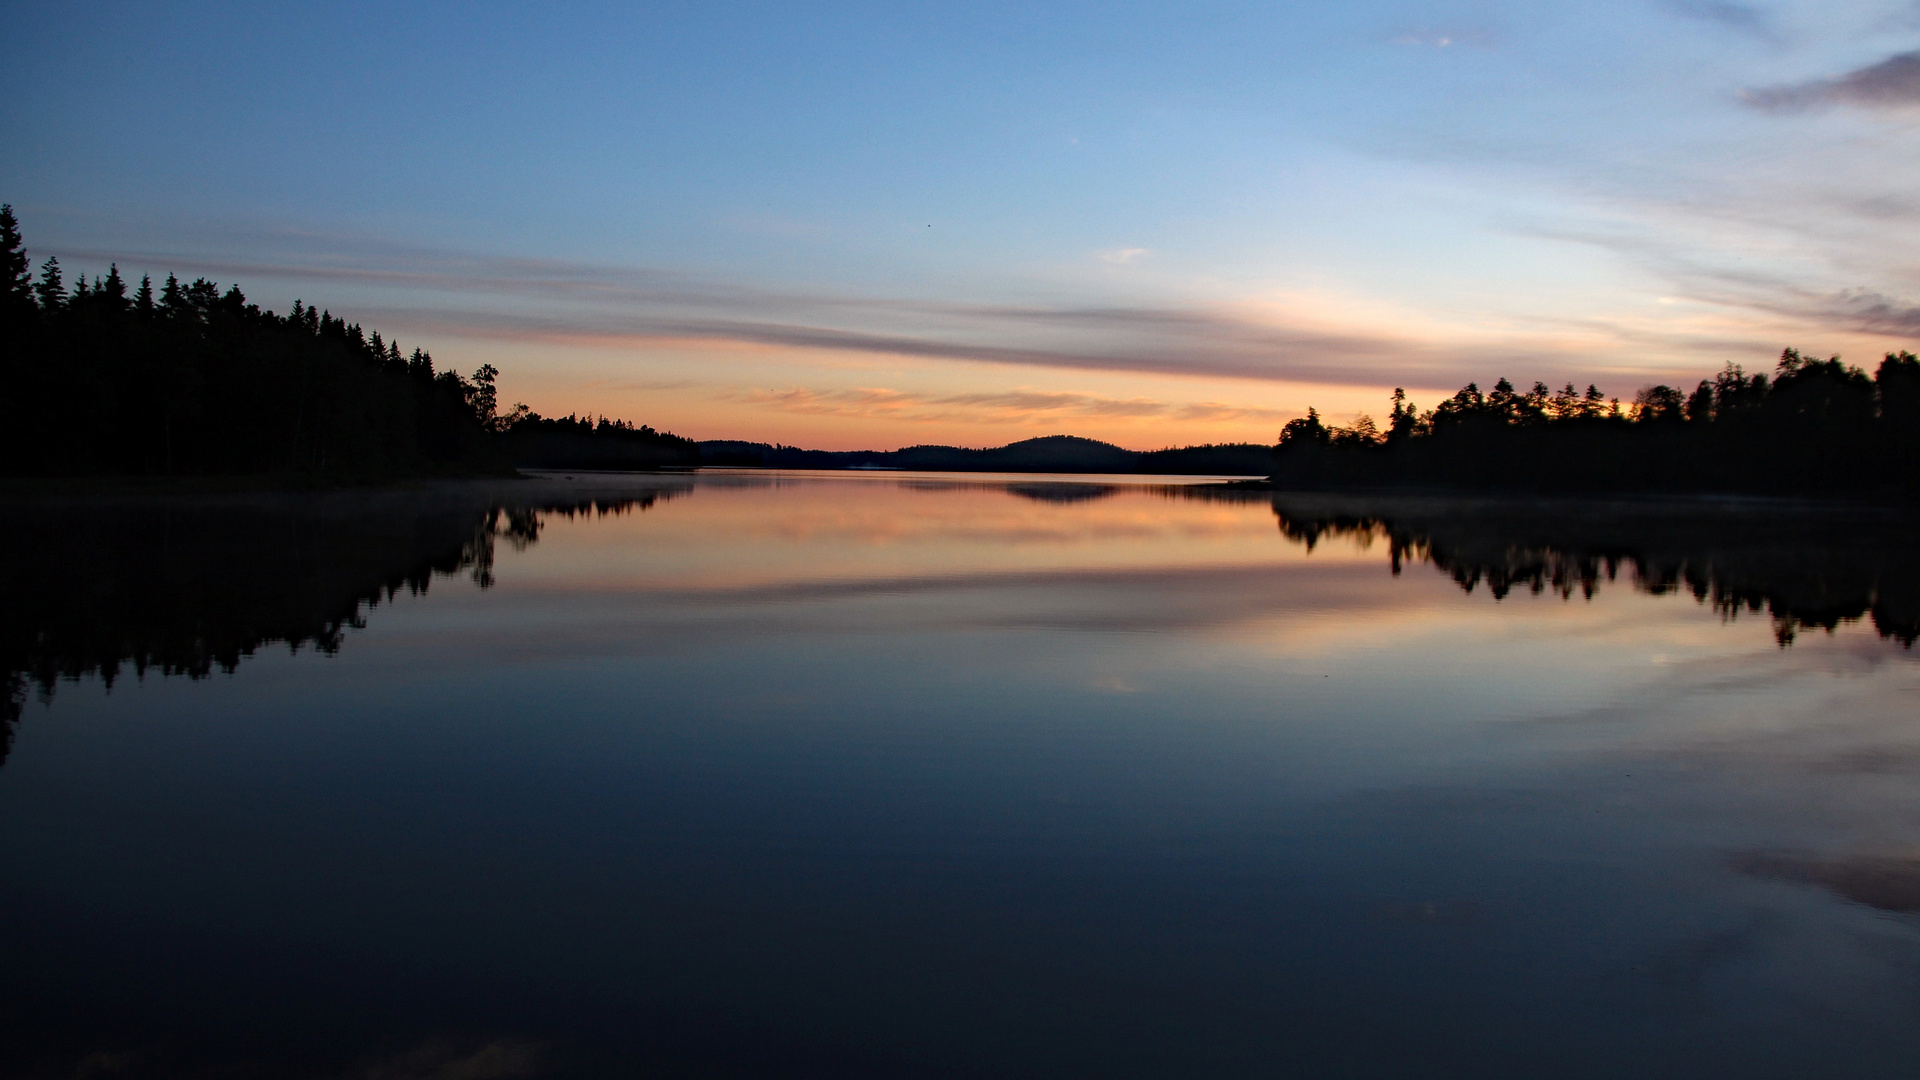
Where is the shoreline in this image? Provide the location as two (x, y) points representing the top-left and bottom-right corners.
(2, 469), (1913, 517)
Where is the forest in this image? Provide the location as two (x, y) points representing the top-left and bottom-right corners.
(0, 207), (696, 480)
(1272, 355), (1920, 497)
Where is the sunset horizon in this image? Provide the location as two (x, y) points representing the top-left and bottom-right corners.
(13, 2), (1920, 450)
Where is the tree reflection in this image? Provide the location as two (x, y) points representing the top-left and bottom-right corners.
(0, 486), (688, 765)
(1265, 493), (1920, 647)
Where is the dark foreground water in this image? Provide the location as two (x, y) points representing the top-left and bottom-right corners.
(4, 472), (1920, 1079)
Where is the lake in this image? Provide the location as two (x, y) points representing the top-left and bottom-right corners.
(4, 471), (1919, 1078)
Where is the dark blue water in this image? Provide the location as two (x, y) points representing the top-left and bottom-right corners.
(4, 473), (1919, 1078)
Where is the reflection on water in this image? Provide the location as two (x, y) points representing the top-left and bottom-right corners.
(1005, 481), (1121, 504)
(1732, 852), (1920, 913)
(2, 473), (1920, 1078)
(1255, 492), (1920, 645)
(0, 481), (691, 763)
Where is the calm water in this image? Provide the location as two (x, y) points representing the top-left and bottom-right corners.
(4, 472), (1920, 1078)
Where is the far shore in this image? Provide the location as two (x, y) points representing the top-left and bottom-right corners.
(4, 469), (1915, 518)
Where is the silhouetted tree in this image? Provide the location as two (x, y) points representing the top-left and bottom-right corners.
(0, 210), (514, 479)
(0, 206), (29, 316)
(1271, 347), (1920, 498)
(32, 257), (63, 310)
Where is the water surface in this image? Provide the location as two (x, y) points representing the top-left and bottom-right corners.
(3, 472), (1919, 1078)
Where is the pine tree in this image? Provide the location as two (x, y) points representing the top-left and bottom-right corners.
(33, 257), (64, 310)
(101, 264), (128, 309)
(0, 205), (29, 309)
(135, 275), (154, 314)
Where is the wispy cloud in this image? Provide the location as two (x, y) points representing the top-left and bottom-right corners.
(1514, 218), (1920, 342)
(731, 385), (1292, 426)
(1743, 50), (1920, 112)
(58, 224), (1805, 395)
(1734, 284), (1920, 337)
(1097, 247), (1149, 264)
(1660, 0), (1780, 43)
(60, 237), (1574, 388)
(359, 303), (1431, 386)
(1175, 401), (1292, 422)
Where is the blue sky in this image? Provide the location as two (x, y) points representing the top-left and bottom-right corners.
(8, 1), (1920, 447)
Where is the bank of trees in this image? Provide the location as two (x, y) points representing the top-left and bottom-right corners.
(0, 207), (698, 480)
(1273, 352), (1920, 497)
(501, 412), (701, 470)
(0, 207), (509, 479)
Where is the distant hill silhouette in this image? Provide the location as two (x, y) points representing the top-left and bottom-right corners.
(698, 435), (1271, 474)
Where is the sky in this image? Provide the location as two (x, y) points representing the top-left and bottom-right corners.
(8, 1), (1920, 450)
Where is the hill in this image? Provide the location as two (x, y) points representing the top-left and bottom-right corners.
(697, 435), (1271, 474)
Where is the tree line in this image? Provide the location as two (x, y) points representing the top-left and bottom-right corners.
(0, 207), (697, 480)
(1272, 353), (1920, 497)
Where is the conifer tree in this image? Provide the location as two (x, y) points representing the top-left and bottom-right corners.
(159, 273), (186, 314)
(33, 257), (63, 310)
(101, 264), (128, 309)
(0, 205), (29, 309)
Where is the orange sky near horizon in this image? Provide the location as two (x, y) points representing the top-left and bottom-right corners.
(481, 338), (1428, 450)
(441, 302), (1905, 451)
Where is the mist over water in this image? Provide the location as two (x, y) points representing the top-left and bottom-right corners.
(4, 473), (1919, 1078)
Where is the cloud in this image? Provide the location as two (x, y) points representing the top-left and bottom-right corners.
(1654, 268), (1920, 340)
(1598, 242), (1920, 338)
(1743, 50), (1920, 112)
(1097, 247), (1149, 264)
(1786, 287), (1920, 336)
(1508, 216), (1920, 347)
(364, 303), (1421, 385)
(1175, 401), (1292, 422)
(1660, 1), (1780, 42)
(52, 234), (1701, 392)
(932, 389), (1171, 417)
(728, 385), (1292, 426)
